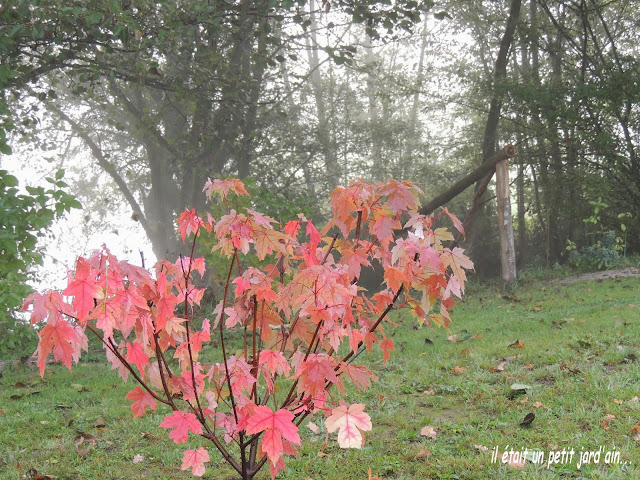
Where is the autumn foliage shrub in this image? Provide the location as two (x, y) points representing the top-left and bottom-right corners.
(23, 178), (473, 479)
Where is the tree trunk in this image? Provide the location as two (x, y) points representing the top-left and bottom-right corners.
(496, 159), (517, 284)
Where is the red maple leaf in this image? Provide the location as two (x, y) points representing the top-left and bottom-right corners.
(62, 257), (102, 322)
(284, 219), (300, 238)
(245, 406), (300, 466)
(440, 207), (465, 238)
(177, 208), (203, 241)
(36, 319), (79, 376)
(369, 207), (401, 243)
(160, 411), (203, 444)
(295, 354), (339, 398)
(155, 272), (178, 331)
(181, 447), (210, 476)
(125, 342), (149, 375)
(379, 337), (395, 364)
(125, 386), (158, 418)
(259, 349), (291, 377)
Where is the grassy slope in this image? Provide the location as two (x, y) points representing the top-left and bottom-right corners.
(1, 276), (639, 480)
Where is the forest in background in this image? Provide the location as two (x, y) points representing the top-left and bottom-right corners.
(1, 0), (639, 307)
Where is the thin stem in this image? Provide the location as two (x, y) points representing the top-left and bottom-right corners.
(219, 250), (240, 423)
(182, 229), (206, 420)
(86, 325), (169, 405)
(251, 295), (258, 402)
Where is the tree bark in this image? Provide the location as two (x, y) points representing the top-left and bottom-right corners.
(420, 145), (515, 216)
(496, 159), (517, 284)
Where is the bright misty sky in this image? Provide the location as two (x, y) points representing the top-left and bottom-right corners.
(2, 153), (156, 292)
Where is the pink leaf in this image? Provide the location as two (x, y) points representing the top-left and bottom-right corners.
(125, 342), (149, 375)
(325, 403), (372, 448)
(181, 447), (210, 476)
(245, 406), (300, 465)
(62, 257), (102, 322)
(177, 208), (203, 241)
(160, 411), (203, 444)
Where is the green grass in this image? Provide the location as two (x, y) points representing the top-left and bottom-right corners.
(1, 275), (639, 479)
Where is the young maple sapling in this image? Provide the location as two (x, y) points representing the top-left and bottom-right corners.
(23, 178), (473, 479)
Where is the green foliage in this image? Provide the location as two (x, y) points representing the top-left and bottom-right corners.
(567, 198), (632, 270)
(0, 169), (81, 358)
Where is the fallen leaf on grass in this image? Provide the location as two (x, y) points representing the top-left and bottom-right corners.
(510, 383), (531, 395)
(579, 421), (592, 431)
(508, 339), (525, 349)
(520, 397), (528, 404)
(533, 306), (541, 312)
(423, 390), (435, 396)
(448, 334), (471, 343)
(461, 348), (470, 355)
(613, 398), (623, 405)
(601, 421), (610, 431)
(631, 424), (640, 433)
(306, 421), (319, 434)
(604, 414), (616, 420)
(317, 451), (327, 457)
(414, 449), (431, 460)
(474, 444), (489, 453)
(520, 413), (535, 426)
(141, 432), (157, 440)
(132, 454), (144, 464)
(10, 390), (42, 400)
(533, 401), (548, 409)
(452, 366), (466, 375)
(491, 360), (507, 373)
(74, 435), (96, 457)
(420, 425), (437, 439)
(630, 396), (639, 403)
(93, 416), (106, 428)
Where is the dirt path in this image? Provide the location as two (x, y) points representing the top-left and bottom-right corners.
(553, 267), (640, 284)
